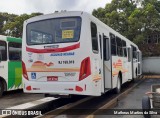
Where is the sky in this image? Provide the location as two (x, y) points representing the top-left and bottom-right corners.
(0, 0), (112, 15)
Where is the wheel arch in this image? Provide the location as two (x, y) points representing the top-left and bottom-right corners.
(0, 76), (7, 91)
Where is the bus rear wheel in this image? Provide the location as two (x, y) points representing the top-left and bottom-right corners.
(0, 81), (4, 97)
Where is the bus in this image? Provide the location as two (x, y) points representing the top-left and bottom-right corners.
(22, 11), (142, 96)
(0, 35), (22, 97)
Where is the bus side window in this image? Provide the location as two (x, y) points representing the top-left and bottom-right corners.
(0, 51), (2, 61)
(137, 51), (140, 62)
(0, 40), (7, 61)
(116, 37), (123, 57)
(127, 47), (131, 62)
(133, 47), (137, 59)
(91, 22), (99, 53)
(103, 34), (110, 61)
(110, 33), (116, 55)
(99, 35), (102, 59)
(122, 40), (127, 57)
(9, 42), (21, 61)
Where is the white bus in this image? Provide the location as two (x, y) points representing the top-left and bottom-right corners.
(0, 35), (22, 97)
(22, 11), (142, 96)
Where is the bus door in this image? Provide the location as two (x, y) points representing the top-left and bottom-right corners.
(0, 40), (7, 82)
(102, 34), (111, 90)
(131, 45), (135, 78)
(137, 50), (142, 75)
(132, 46), (138, 78)
(127, 46), (132, 80)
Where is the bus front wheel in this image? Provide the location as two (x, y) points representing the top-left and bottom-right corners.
(0, 81), (4, 97)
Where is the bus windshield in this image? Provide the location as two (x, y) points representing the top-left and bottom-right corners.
(26, 17), (81, 45)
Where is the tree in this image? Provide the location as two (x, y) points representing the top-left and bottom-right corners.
(92, 0), (160, 56)
(92, 0), (160, 42)
(2, 12), (43, 38)
(93, 0), (138, 41)
(0, 12), (17, 35)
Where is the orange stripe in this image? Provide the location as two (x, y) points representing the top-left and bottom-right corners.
(93, 78), (101, 81)
(27, 68), (80, 72)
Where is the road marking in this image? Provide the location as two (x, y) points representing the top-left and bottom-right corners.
(1, 97), (58, 118)
(7, 97), (57, 109)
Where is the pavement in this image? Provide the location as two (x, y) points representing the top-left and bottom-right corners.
(95, 78), (160, 118)
(0, 90), (44, 109)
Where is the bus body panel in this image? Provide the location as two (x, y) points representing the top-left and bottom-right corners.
(0, 61), (8, 87)
(8, 61), (22, 90)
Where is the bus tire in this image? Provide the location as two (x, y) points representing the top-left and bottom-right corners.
(115, 75), (121, 94)
(0, 81), (4, 97)
(142, 96), (151, 118)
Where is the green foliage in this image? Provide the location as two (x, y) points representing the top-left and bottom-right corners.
(133, 35), (144, 44)
(0, 12), (43, 38)
(0, 12), (17, 35)
(92, 0), (160, 56)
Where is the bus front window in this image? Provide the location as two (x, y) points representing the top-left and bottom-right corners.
(27, 17), (81, 45)
(0, 41), (7, 61)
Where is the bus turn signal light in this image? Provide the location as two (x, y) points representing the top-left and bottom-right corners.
(79, 57), (91, 81)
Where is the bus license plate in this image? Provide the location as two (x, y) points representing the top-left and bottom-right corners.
(47, 76), (58, 81)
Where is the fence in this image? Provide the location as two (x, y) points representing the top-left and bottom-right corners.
(143, 57), (160, 74)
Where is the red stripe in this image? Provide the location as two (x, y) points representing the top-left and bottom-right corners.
(26, 43), (80, 53)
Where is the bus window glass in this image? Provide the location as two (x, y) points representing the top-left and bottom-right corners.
(103, 34), (110, 61)
(128, 47), (131, 62)
(110, 33), (116, 55)
(137, 51), (140, 62)
(133, 47), (137, 59)
(122, 40), (127, 57)
(61, 20), (76, 29)
(30, 30), (52, 44)
(124, 48), (127, 57)
(9, 42), (21, 61)
(91, 22), (98, 53)
(27, 17), (81, 45)
(99, 35), (102, 58)
(0, 41), (7, 61)
(116, 37), (123, 57)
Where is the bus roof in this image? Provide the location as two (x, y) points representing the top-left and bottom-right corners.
(24, 11), (84, 23)
(24, 11), (138, 49)
(0, 35), (22, 43)
(7, 36), (22, 43)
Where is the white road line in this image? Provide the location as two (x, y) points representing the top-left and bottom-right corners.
(0, 97), (58, 118)
(7, 97), (57, 109)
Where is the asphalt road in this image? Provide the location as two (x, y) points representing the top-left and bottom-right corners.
(0, 90), (44, 109)
(95, 78), (160, 118)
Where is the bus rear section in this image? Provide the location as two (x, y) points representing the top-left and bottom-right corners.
(22, 13), (102, 96)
